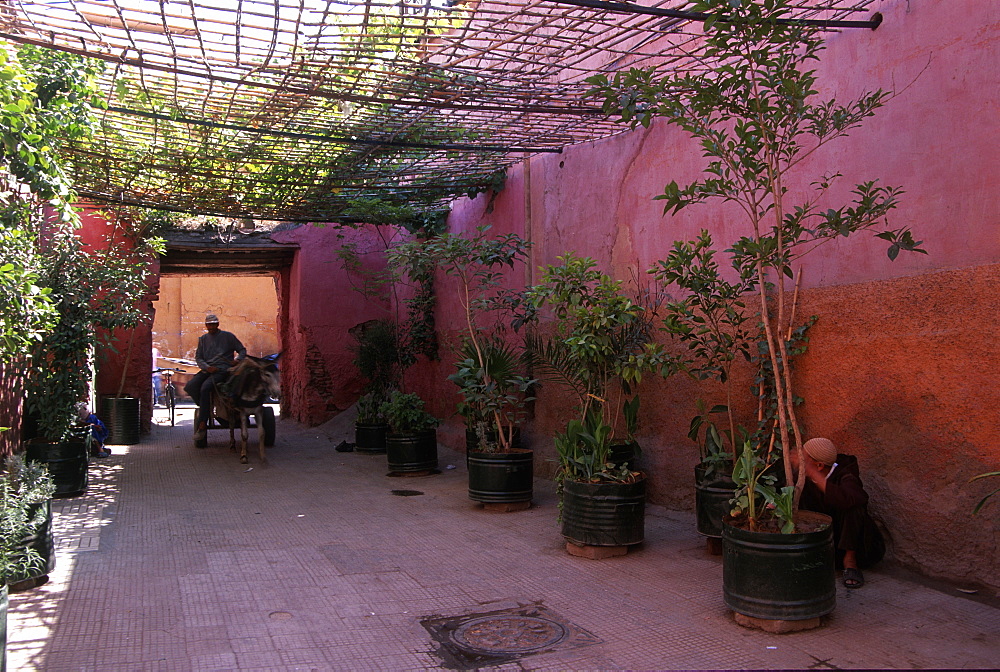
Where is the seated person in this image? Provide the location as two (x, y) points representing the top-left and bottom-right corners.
(183, 314), (246, 441)
(77, 403), (111, 458)
(792, 437), (886, 589)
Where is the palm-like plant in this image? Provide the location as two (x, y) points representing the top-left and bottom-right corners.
(526, 253), (664, 481)
(448, 336), (534, 452)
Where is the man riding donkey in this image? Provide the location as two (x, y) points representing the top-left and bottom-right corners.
(185, 314), (246, 443)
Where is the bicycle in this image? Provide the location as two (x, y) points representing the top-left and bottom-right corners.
(153, 368), (183, 426)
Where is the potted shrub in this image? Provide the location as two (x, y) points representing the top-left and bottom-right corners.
(687, 401), (738, 552)
(2, 45), (157, 474)
(394, 225), (536, 507)
(22, 218), (154, 496)
(526, 253), (663, 555)
(449, 337), (535, 509)
(1, 453), (56, 668)
(590, 0), (925, 624)
(1, 455), (56, 592)
(379, 390), (440, 475)
(354, 392), (388, 454)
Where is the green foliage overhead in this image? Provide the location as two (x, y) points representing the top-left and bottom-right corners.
(0, 42), (105, 222)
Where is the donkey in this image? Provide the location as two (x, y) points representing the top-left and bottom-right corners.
(213, 356), (280, 464)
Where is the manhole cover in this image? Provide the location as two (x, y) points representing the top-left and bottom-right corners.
(421, 604), (600, 670)
(451, 615), (568, 655)
(391, 489), (424, 496)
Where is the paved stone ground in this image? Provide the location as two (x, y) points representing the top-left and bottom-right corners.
(7, 406), (999, 671)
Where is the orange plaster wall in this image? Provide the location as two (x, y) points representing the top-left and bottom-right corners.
(791, 265), (1000, 586)
(152, 276), (281, 361)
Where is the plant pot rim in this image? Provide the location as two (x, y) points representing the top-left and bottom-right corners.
(723, 509), (832, 535)
(387, 428), (437, 437)
(468, 446), (533, 456)
(564, 471), (646, 486)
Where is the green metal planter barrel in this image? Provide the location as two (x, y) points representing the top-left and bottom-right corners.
(561, 475), (646, 547)
(695, 465), (737, 539)
(467, 449), (533, 504)
(355, 422), (388, 454)
(386, 429), (438, 473)
(722, 510), (836, 621)
(101, 396), (140, 445)
(25, 439), (88, 498)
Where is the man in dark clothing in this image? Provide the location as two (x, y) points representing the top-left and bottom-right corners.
(184, 314), (246, 441)
(793, 437), (886, 589)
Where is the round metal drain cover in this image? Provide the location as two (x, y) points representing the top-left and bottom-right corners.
(451, 615), (569, 655)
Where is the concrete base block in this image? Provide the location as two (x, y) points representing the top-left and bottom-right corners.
(733, 612), (823, 634)
(483, 501), (531, 513)
(565, 542), (629, 559)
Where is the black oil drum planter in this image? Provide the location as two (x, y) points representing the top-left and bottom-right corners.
(722, 510), (836, 625)
(25, 439), (88, 498)
(354, 421), (388, 454)
(7, 500), (55, 591)
(101, 395), (140, 445)
(386, 429), (438, 474)
(695, 465), (737, 539)
(465, 428), (532, 506)
(467, 450), (534, 505)
(561, 475), (647, 548)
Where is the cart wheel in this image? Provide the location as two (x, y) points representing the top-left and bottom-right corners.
(262, 406), (276, 446)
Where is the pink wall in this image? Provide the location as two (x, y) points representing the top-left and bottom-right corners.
(404, 0), (1000, 590)
(272, 223), (398, 426)
(80, 208), (160, 433)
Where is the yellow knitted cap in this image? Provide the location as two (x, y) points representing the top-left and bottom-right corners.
(803, 437), (838, 466)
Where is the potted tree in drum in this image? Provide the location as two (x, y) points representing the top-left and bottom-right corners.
(590, 0), (925, 628)
(526, 254), (664, 558)
(450, 337), (535, 511)
(350, 319), (405, 454)
(354, 393), (389, 454)
(22, 218), (153, 497)
(379, 390), (440, 476)
(651, 231), (776, 554)
(1, 42), (155, 495)
(393, 225), (536, 511)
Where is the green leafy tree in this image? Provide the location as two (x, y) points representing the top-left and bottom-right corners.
(1, 42), (105, 366)
(393, 225), (533, 452)
(589, 0), (925, 527)
(1, 41), (159, 442)
(526, 253), (665, 482)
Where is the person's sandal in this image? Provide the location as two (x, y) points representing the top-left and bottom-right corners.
(843, 567), (864, 589)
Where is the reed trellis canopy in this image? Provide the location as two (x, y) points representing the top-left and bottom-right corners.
(0, 0), (880, 222)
